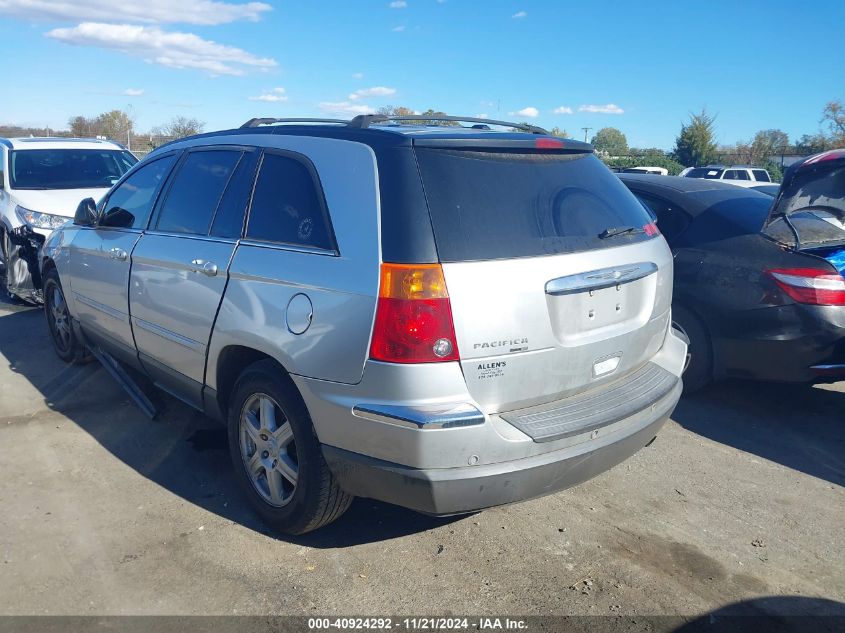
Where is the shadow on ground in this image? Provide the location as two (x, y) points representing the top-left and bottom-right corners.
(672, 379), (845, 487)
(0, 307), (459, 547)
(673, 596), (845, 632)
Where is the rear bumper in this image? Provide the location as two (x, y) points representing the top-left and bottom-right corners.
(322, 379), (680, 515)
(713, 304), (845, 383)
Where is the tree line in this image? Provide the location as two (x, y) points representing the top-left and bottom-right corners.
(0, 110), (206, 151)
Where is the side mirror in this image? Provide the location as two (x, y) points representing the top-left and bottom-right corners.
(73, 198), (98, 227)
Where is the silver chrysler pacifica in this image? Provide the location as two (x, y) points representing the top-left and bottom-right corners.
(41, 115), (687, 534)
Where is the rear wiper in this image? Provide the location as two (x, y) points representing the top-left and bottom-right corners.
(598, 226), (643, 239)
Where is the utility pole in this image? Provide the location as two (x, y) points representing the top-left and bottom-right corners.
(581, 127), (592, 143)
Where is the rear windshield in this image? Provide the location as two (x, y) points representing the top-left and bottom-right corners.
(685, 168), (723, 179)
(415, 149), (655, 261)
(9, 148), (137, 190)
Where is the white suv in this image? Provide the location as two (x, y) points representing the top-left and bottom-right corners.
(683, 164), (773, 187)
(0, 137), (137, 301)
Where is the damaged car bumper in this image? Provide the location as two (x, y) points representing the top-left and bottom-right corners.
(2, 225), (46, 303)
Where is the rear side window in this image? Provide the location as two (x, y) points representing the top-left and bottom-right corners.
(752, 169), (771, 182)
(156, 150), (241, 235)
(734, 170), (750, 180)
(415, 150), (654, 261)
(636, 193), (692, 244)
(246, 151), (336, 252)
(101, 154), (176, 229)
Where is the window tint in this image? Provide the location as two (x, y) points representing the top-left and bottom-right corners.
(9, 149), (136, 190)
(752, 169), (771, 182)
(101, 155), (176, 229)
(210, 152), (259, 239)
(723, 170), (738, 180)
(734, 170), (750, 180)
(415, 150), (655, 261)
(635, 193), (692, 244)
(685, 168), (723, 179)
(156, 150), (241, 235)
(246, 152), (335, 251)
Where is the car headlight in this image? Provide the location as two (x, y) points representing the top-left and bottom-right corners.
(14, 205), (68, 230)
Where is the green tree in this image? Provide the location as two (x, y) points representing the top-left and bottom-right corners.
(750, 129), (789, 165)
(795, 133), (830, 154)
(673, 110), (718, 167)
(821, 99), (845, 143)
(590, 127), (628, 156)
(153, 116), (205, 139)
(97, 109), (134, 140)
(549, 126), (568, 138)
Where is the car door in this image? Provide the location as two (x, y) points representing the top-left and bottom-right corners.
(129, 147), (257, 408)
(68, 153), (178, 365)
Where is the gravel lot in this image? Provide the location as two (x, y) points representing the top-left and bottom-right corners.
(1, 287), (843, 622)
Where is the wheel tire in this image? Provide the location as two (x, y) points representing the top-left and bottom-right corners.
(672, 305), (713, 394)
(227, 359), (352, 535)
(43, 268), (90, 364)
(1, 229), (15, 301)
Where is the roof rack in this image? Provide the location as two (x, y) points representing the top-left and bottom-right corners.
(239, 115), (550, 135)
(347, 114), (549, 134)
(240, 117), (348, 128)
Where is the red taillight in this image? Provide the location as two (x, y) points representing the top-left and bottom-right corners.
(643, 222), (660, 236)
(536, 138), (564, 149)
(765, 268), (845, 306)
(369, 263), (460, 363)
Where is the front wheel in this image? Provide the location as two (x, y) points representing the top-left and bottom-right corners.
(227, 360), (352, 534)
(43, 268), (90, 364)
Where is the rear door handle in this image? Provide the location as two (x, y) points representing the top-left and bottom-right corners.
(109, 247), (128, 261)
(189, 259), (218, 277)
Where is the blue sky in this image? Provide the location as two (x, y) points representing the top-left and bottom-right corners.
(0, 0), (842, 149)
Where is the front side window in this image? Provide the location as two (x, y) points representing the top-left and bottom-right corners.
(723, 170), (738, 180)
(156, 150), (242, 235)
(100, 155), (176, 229)
(734, 170), (750, 180)
(246, 152), (336, 251)
(752, 169), (771, 182)
(9, 149), (137, 190)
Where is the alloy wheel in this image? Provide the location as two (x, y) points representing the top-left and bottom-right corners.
(239, 393), (299, 507)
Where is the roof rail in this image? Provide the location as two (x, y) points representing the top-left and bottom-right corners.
(240, 117), (348, 128)
(347, 114), (549, 135)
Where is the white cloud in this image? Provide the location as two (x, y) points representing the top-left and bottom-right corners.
(318, 101), (375, 116)
(391, 25), (405, 31)
(122, 88), (145, 96)
(475, 113), (489, 119)
(46, 22), (277, 76)
(512, 10), (527, 18)
(249, 87), (286, 102)
(389, 0), (407, 7)
(352, 72), (364, 79)
(0, 0), (271, 25)
(578, 103), (625, 114)
(553, 106), (573, 115)
(509, 106), (539, 118)
(349, 86), (396, 100)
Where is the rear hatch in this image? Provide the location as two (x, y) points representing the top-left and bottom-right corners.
(764, 150), (845, 260)
(414, 143), (674, 413)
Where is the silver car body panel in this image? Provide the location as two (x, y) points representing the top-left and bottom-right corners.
(65, 227), (142, 352)
(130, 232), (237, 385)
(293, 326), (685, 470)
(205, 134), (381, 388)
(443, 237), (674, 413)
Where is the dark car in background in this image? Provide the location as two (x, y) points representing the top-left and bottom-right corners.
(619, 156), (845, 392)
